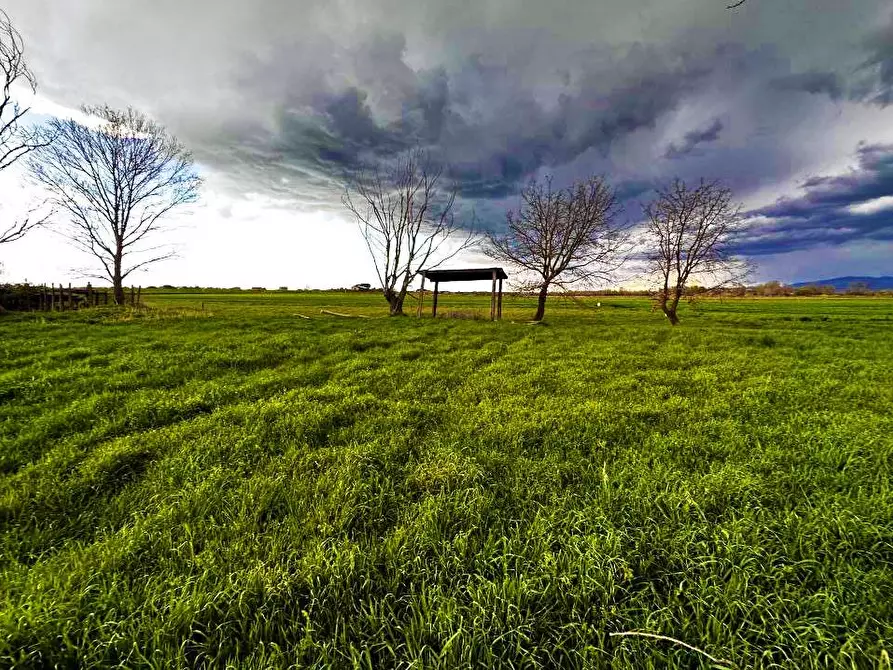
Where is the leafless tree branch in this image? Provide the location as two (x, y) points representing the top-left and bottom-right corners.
(0, 201), (53, 245)
(0, 10), (38, 164)
(0, 10), (57, 248)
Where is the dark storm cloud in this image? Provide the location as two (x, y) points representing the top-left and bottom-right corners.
(186, 34), (719, 206)
(770, 72), (845, 100)
(856, 16), (893, 106)
(664, 118), (724, 159)
(736, 143), (893, 254)
(178, 25), (887, 217)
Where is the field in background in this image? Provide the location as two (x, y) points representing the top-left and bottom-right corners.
(1, 293), (891, 668)
(141, 288), (893, 321)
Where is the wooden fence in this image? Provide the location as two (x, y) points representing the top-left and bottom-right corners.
(0, 284), (142, 312)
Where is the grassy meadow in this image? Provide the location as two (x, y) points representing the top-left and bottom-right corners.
(0, 291), (891, 668)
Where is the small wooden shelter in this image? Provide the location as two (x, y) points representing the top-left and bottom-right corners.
(418, 267), (508, 321)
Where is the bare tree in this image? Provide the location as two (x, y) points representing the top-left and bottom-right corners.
(343, 149), (475, 316)
(643, 178), (750, 325)
(484, 176), (627, 322)
(28, 106), (201, 304)
(0, 10), (53, 247)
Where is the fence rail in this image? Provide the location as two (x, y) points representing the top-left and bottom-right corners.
(0, 284), (142, 312)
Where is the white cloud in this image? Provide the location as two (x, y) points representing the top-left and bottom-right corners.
(849, 195), (893, 215)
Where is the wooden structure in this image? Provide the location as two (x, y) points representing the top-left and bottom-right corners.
(418, 268), (508, 321)
(0, 283), (142, 312)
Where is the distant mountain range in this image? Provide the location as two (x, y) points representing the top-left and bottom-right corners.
(789, 276), (893, 290)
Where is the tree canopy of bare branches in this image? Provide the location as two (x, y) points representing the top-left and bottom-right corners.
(28, 106), (202, 304)
(0, 9), (52, 247)
(343, 149), (475, 316)
(643, 178), (750, 325)
(484, 176), (628, 321)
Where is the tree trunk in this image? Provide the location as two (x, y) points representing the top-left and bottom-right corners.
(112, 262), (125, 304)
(661, 292), (681, 326)
(533, 283), (549, 321)
(384, 287), (406, 316)
(389, 295), (406, 316)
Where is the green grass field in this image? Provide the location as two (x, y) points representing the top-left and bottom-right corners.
(1, 292), (891, 668)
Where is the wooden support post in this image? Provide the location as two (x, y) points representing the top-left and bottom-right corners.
(50, 285), (55, 312)
(130, 286), (135, 306)
(68, 283), (72, 311)
(136, 286), (141, 306)
(417, 275), (425, 317)
(432, 281), (440, 318)
(87, 283), (92, 308)
(490, 270), (497, 321)
(41, 285), (46, 311)
(497, 277), (503, 320)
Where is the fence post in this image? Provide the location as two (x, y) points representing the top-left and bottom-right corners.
(417, 275), (425, 317)
(432, 282), (439, 318)
(130, 286), (135, 306)
(490, 270), (497, 321)
(68, 283), (72, 311)
(137, 286), (141, 306)
(497, 277), (503, 320)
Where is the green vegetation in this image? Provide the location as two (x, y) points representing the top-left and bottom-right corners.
(1, 293), (891, 668)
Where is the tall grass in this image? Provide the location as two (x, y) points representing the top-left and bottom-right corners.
(0, 294), (890, 668)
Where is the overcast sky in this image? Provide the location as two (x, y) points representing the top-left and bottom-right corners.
(1, 0), (892, 288)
